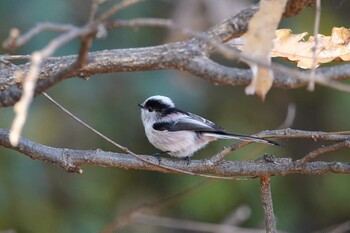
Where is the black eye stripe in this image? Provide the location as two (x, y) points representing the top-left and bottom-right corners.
(144, 99), (169, 111)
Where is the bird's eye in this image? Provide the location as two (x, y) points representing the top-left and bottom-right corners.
(148, 107), (153, 112)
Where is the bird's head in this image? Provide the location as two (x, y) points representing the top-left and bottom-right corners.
(138, 95), (175, 124)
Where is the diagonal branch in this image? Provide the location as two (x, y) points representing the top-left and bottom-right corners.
(297, 140), (350, 165)
(132, 213), (269, 233)
(2, 23), (77, 50)
(100, 182), (208, 233)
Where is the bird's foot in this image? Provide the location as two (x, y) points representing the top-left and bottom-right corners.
(184, 156), (190, 165)
(152, 153), (162, 165)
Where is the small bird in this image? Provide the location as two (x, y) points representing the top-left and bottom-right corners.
(138, 95), (278, 163)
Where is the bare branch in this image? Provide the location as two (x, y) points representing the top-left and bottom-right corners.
(132, 213), (267, 233)
(100, 182), (208, 233)
(217, 205), (252, 231)
(316, 220), (350, 233)
(1, 128), (350, 176)
(0, 55), (32, 60)
(89, 0), (108, 23)
(277, 103), (296, 129)
(260, 176), (277, 233)
(1, 1), (327, 109)
(257, 128), (350, 141)
(297, 140), (350, 165)
(210, 128), (350, 162)
(97, 0), (143, 22)
(2, 23), (77, 50)
(2, 43), (350, 108)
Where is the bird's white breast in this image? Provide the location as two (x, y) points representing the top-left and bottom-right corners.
(144, 125), (215, 158)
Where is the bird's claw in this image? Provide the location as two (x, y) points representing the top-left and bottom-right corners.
(152, 153), (162, 165)
(184, 156), (190, 165)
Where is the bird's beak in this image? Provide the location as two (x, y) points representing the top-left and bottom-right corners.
(138, 103), (144, 109)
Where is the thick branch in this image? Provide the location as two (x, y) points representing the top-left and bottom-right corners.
(2, 44), (350, 107)
(0, 1), (319, 107)
(1, 128), (349, 176)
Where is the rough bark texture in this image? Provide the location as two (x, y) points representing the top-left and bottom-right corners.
(0, 0), (321, 107)
(1, 128), (349, 176)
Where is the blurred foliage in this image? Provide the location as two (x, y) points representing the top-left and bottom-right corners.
(1, 0), (350, 232)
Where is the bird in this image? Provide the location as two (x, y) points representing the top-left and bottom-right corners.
(138, 95), (278, 163)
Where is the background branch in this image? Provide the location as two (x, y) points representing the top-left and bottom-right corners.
(132, 213), (268, 233)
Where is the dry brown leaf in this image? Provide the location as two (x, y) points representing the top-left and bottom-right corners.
(271, 27), (350, 69)
(242, 0), (288, 100)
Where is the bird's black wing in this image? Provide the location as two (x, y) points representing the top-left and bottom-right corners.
(152, 114), (280, 146)
(187, 112), (225, 131)
(153, 115), (223, 132)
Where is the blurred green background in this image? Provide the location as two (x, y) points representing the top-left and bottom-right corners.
(1, 0), (350, 232)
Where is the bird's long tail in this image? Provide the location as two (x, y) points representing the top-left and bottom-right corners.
(203, 131), (279, 146)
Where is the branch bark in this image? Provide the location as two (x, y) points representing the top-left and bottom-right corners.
(1, 128), (349, 176)
(0, 0), (322, 107)
(260, 176), (276, 233)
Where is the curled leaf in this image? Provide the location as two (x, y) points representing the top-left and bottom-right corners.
(271, 27), (350, 69)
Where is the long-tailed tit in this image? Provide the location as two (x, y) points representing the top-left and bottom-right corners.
(138, 95), (278, 162)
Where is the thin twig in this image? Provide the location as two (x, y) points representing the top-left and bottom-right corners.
(3, 23), (77, 50)
(210, 141), (251, 163)
(211, 128), (350, 162)
(260, 176), (276, 233)
(297, 140), (350, 165)
(257, 128), (350, 141)
(218, 205), (252, 230)
(89, 0), (108, 23)
(97, 0), (143, 22)
(328, 220), (350, 233)
(0, 58), (16, 67)
(277, 103), (296, 129)
(308, 0), (321, 91)
(100, 181), (211, 233)
(133, 213), (267, 233)
(0, 55), (33, 60)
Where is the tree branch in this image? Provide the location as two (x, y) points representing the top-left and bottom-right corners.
(260, 176), (276, 233)
(297, 140), (350, 165)
(2, 23), (77, 50)
(210, 128), (350, 162)
(0, 0), (324, 108)
(131, 213), (269, 233)
(1, 128), (349, 176)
